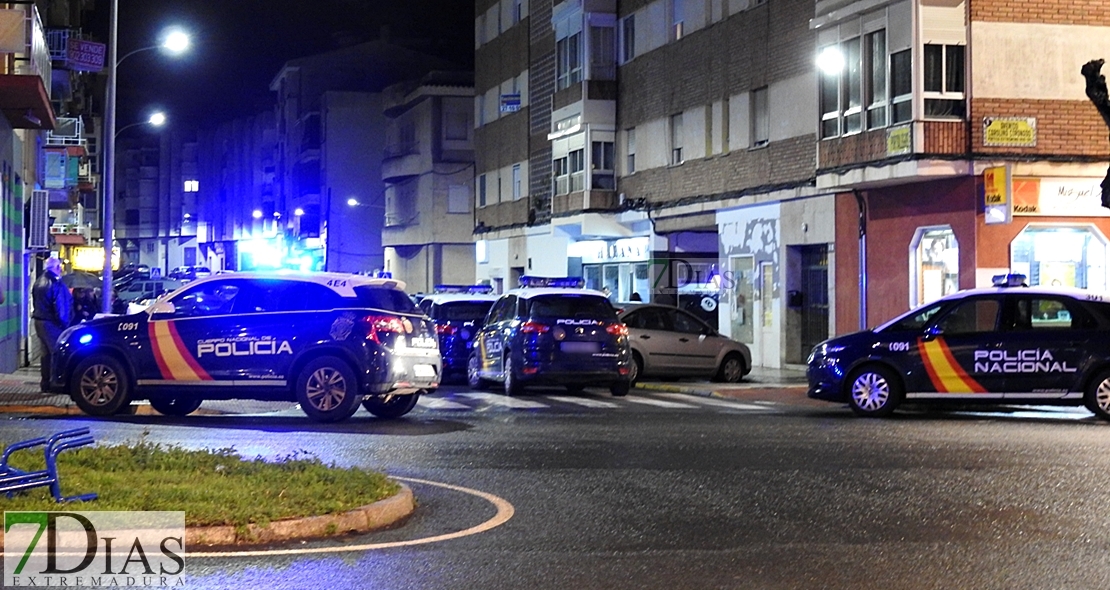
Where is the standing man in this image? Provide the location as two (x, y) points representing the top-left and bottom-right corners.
(32, 256), (72, 392)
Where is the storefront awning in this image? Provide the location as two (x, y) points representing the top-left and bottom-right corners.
(0, 74), (56, 130)
(53, 234), (86, 245)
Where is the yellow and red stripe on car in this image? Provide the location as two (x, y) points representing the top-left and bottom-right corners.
(148, 321), (212, 381)
(917, 337), (986, 393)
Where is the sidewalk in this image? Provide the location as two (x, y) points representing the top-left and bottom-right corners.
(0, 364), (814, 416)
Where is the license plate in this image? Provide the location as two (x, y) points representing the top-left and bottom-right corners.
(410, 337), (436, 348)
(560, 341), (600, 354)
(413, 364), (435, 377)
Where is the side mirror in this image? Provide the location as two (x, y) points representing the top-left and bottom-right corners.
(923, 324), (942, 340)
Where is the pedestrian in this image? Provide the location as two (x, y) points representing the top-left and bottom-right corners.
(31, 256), (73, 392)
(630, 292), (642, 302)
(72, 287), (97, 324)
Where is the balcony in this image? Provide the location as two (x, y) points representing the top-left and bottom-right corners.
(552, 190), (619, 216)
(0, 5), (55, 130)
(382, 141), (422, 182)
(474, 198), (531, 230)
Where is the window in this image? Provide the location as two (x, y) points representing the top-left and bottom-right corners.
(478, 174), (487, 207)
(722, 97), (730, 153)
(890, 49), (912, 124)
(842, 38), (862, 134)
(936, 298), (1000, 336)
(569, 148), (585, 192)
(1010, 225), (1109, 291)
(751, 87), (769, 147)
(865, 30), (887, 129)
(448, 185), (468, 213)
(591, 141), (614, 189)
(672, 0), (685, 40)
(923, 44), (966, 118)
(445, 112), (469, 141)
(477, 94), (486, 126)
(512, 164), (522, 200)
(553, 156), (569, 195)
(556, 32), (582, 90)
(1010, 297), (1087, 331)
(626, 128), (636, 174)
(819, 49), (839, 138)
(912, 227), (959, 306)
(620, 15), (635, 63)
(512, 0), (523, 25)
(670, 114), (684, 165)
(589, 24), (616, 80)
(183, 180), (199, 192)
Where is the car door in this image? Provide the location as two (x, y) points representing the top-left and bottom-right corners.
(474, 295), (513, 377)
(915, 295), (1007, 399)
(667, 308), (722, 375)
(997, 294), (1093, 399)
(624, 307), (678, 374)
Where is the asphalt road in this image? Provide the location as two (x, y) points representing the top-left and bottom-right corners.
(3, 385), (1110, 589)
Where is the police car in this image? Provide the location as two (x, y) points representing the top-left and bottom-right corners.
(807, 274), (1110, 419)
(51, 271), (441, 422)
(468, 276), (633, 396)
(418, 285), (499, 382)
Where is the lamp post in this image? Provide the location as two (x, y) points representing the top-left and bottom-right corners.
(100, 3), (189, 312)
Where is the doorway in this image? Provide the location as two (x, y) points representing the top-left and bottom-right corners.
(798, 244), (829, 359)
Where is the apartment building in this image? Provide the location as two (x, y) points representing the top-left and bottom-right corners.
(380, 71), (478, 293)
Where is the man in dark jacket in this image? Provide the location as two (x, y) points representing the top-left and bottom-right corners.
(32, 256), (72, 391)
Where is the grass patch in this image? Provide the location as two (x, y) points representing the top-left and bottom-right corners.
(1, 438), (400, 528)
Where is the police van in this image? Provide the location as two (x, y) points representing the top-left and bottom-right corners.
(51, 272), (440, 422)
(468, 276), (633, 396)
(807, 274), (1110, 419)
(418, 285), (499, 382)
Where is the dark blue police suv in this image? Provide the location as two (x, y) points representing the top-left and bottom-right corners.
(467, 277), (633, 396)
(52, 272), (440, 422)
(418, 286), (498, 382)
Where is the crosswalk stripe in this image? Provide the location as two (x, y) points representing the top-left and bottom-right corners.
(624, 396), (698, 409)
(457, 392), (548, 409)
(545, 396), (620, 408)
(417, 397), (472, 410)
(653, 393), (774, 411)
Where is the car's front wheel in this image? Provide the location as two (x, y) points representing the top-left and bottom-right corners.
(149, 395), (202, 417)
(1084, 369), (1110, 420)
(714, 352), (746, 383)
(70, 355), (131, 416)
(467, 352), (489, 390)
(846, 364), (902, 417)
(296, 356), (361, 422)
(363, 391), (420, 419)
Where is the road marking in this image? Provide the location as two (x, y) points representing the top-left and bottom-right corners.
(545, 395), (619, 408)
(417, 397), (471, 410)
(457, 392), (548, 409)
(653, 393), (774, 411)
(187, 476), (515, 557)
(624, 396), (698, 409)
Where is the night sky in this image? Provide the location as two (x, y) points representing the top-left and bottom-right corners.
(92, 0), (474, 132)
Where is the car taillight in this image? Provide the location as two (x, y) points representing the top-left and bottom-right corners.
(436, 324), (457, 336)
(520, 321), (550, 334)
(606, 323), (629, 337)
(361, 315), (406, 343)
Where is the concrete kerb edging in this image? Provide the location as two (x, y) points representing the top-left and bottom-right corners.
(0, 484), (416, 549)
(634, 381), (808, 399)
(186, 483), (415, 547)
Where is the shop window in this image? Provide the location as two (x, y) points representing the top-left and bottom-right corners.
(1010, 225), (1108, 291)
(910, 226), (959, 307)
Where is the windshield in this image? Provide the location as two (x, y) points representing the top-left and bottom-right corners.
(436, 301), (495, 321)
(352, 286), (418, 313)
(877, 301), (947, 333)
(526, 294), (617, 319)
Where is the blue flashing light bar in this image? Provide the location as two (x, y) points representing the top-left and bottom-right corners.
(519, 276), (585, 288)
(991, 273), (1028, 288)
(434, 284), (495, 294)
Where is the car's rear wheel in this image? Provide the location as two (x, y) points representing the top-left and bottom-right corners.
(565, 384), (585, 394)
(467, 353), (489, 390)
(714, 353), (746, 383)
(1084, 369), (1110, 420)
(149, 395), (202, 417)
(296, 356), (361, 422)
(504, 354), (523, 396)
(363, 391), (420, 419)
(629, 352), (644, 386)
(846, 364), (902, 417)
(70, 355), (131, 416)
(610, 381), (630, 397)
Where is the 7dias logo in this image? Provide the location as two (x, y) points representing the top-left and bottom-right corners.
(4, 511), (185, 587)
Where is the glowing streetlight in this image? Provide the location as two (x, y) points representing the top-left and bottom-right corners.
(114, 111), (166, 139)
(101, 11), (192, 312)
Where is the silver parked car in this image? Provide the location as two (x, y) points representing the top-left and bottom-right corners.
(618, 304), (751, 384)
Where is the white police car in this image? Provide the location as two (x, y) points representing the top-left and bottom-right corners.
(807, 274), (1110, 419)
(468, 276), (633, 396)
(52, 271), (441, 422)
(418, 285), (499, 381)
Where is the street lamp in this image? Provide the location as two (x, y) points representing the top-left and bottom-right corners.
(101, 4), (191, 312)
(114, 111), (166, 139)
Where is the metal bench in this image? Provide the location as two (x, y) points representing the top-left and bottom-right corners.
(0, 428), (98, 503)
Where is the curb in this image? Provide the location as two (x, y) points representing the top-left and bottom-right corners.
(0, 401), (232, 417)
(186, 483), (415, 547)
(635, 381), (808, 399)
